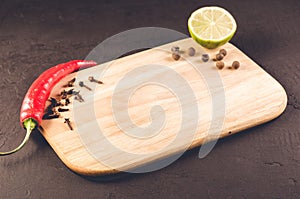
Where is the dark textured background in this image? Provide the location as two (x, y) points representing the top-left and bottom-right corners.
(0, 0), (299, 198)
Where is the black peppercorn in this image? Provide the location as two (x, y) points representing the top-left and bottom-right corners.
(171, 46), (180, 53)
(188, 47), (196, 56)
(201, 54), (209, 62)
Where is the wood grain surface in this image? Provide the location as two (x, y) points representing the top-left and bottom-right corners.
(40, 38), (287, 176)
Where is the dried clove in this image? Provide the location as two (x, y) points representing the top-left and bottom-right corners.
(71, 90), (80, 96)
(79, 81), (92, 91)
(88, 76), (103, 84)
(74, 94), (84, 102)
(43, 114), (60, 120)
(44, 97), (62, 119)
(66, 89), (74, 95)
(60, 90), (68, 99)
(44, 107), (55, 116)
(65, 98), (70, 106)
(58, 107), (69, 112)
(43, 105), (60, 119)
(48, 97), (61, 107)
(63, 78), (76, 87)
(64, 118), (73, 130)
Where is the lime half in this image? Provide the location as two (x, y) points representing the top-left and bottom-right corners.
(188, 6), (237, 49)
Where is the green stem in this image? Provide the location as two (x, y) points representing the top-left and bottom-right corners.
(0, 118), (36, 156)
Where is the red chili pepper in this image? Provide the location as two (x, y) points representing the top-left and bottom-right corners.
(0, 60), (97, 156)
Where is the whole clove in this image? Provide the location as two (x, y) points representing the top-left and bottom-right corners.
(66, 89), (74, 95)
(60, 90), (68, 99)
(88, 76), (103, 84)
(43, 105), (60, 119)
(71, 90), (80, 96)
(74, 94), (84, 102)
(65, 98), (70, 106)
(79, 81), (92, 91)
(58, 107), (69, 112)
(48, 97), (61, 107)
(63, 78), (76, 87)
(43, 114), (60, 120)
(64, 118), (73, 130)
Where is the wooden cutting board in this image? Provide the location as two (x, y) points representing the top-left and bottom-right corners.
(40, 38), (287, 176)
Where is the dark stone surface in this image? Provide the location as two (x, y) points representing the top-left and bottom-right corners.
(0, 0), (299, 198)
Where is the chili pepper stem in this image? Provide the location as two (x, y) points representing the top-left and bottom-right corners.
(0, 118), (36, 156)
